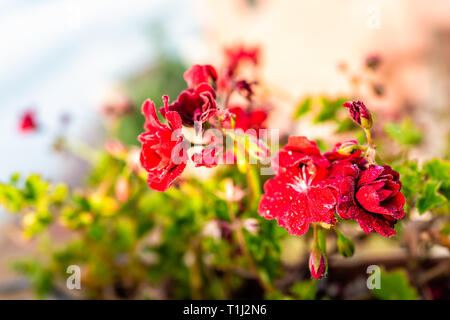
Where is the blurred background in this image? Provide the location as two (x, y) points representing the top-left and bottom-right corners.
(0, 0), (449, 299)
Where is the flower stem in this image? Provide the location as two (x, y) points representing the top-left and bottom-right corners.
(246, 164), (261, 212)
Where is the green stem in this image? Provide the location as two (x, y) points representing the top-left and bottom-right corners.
(246, 164), (261, 212)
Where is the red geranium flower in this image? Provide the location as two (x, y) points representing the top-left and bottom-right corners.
(138, 97), (188, 191)
(258, 137), (338, 235)
(160, 83), (217, 127)
(329, 162), (405, 237)
(183, 64), (217, 88)
(223, 106), (267, 133)
(19, 110), (37, 133)
(272, 136), (330, 175)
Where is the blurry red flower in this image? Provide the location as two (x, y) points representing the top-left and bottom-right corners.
(329, 162), (405, 237)
(235, 80), (256, 100)
(258, 137), (337, 235)
(224, 45), (260, 77)
(183, 64), (217, 88)
(19, 110), (37, 133)
(138, 97), (188, 191)
(160, 83), (217, 127)
(105, 140), (126, 158)
(192, 147), (218, 168)
(343, 101), (372, 129)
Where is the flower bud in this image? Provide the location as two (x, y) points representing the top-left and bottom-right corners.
(337, 141), (359, 156)
(365, 53), (382, 71)
(242, 218), (259, 234)
(309, 247), (327, 279)
(343, 101), (372, 129)
(336, 231), (355, 258)
(115, 177), (130, 203)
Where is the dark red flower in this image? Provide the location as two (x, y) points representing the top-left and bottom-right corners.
(19, 110), (37, 133)
(235, 80), (256, 100)
(329, 162), (405, 237)
(138, 97), (188, 191)
(160, 83), (217, 127)
(258, 137), (337, 235)
(183, 64), (217, 88)
(343, 101), (372, 129)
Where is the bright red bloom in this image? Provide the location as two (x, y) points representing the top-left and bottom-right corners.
(329, 162), (405, 237)
(160, 83), (217, 127)
(272, 136), (330, 175)
(183, 64), (217, 88)
(343, 101), (372, 129)
(258, 137), (337, 235)
(223, 106), (267, 133)
(19, 110), (37, 133)
(138, 97), (188, 191)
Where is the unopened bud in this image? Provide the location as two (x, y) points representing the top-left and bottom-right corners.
(242, 218), (259, 234)
(343, 101), (372, 129)
(336, 231), (355, 258)
(337, 141), (359, 156)
(115, 177), (130, 203)
(309, 247), (327, 279)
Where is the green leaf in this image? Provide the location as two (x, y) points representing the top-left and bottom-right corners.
(314, 97), (348, 123)
(416, 180), (447, 214)
(423, 158), (450, 200)
(290, 280), (317, 300)
(394, 161), (422, 203)
(372, 269), (417, 300)
(294, 97), (312, 119)
(385, 119), (422, 146)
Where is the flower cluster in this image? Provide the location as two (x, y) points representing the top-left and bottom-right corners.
(258, 106), (405, 239)
(138, 46), (269, 192)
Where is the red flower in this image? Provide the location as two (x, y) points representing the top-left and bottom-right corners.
(192, 147), (218, 168)
(224, 45), (260, 77)
(183, 64), (217, 88)
(272, 136), (330, 175)
(19, 110), (37, 133)
(223, 106), (267, 133)
(343, 101), (372, 129)
(138, 97), (188, 191)
(324, 140), (367, 167)
(258, 137), (337, 235)
(329, 162), (405, 237)
(160, 83), (217, 127)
